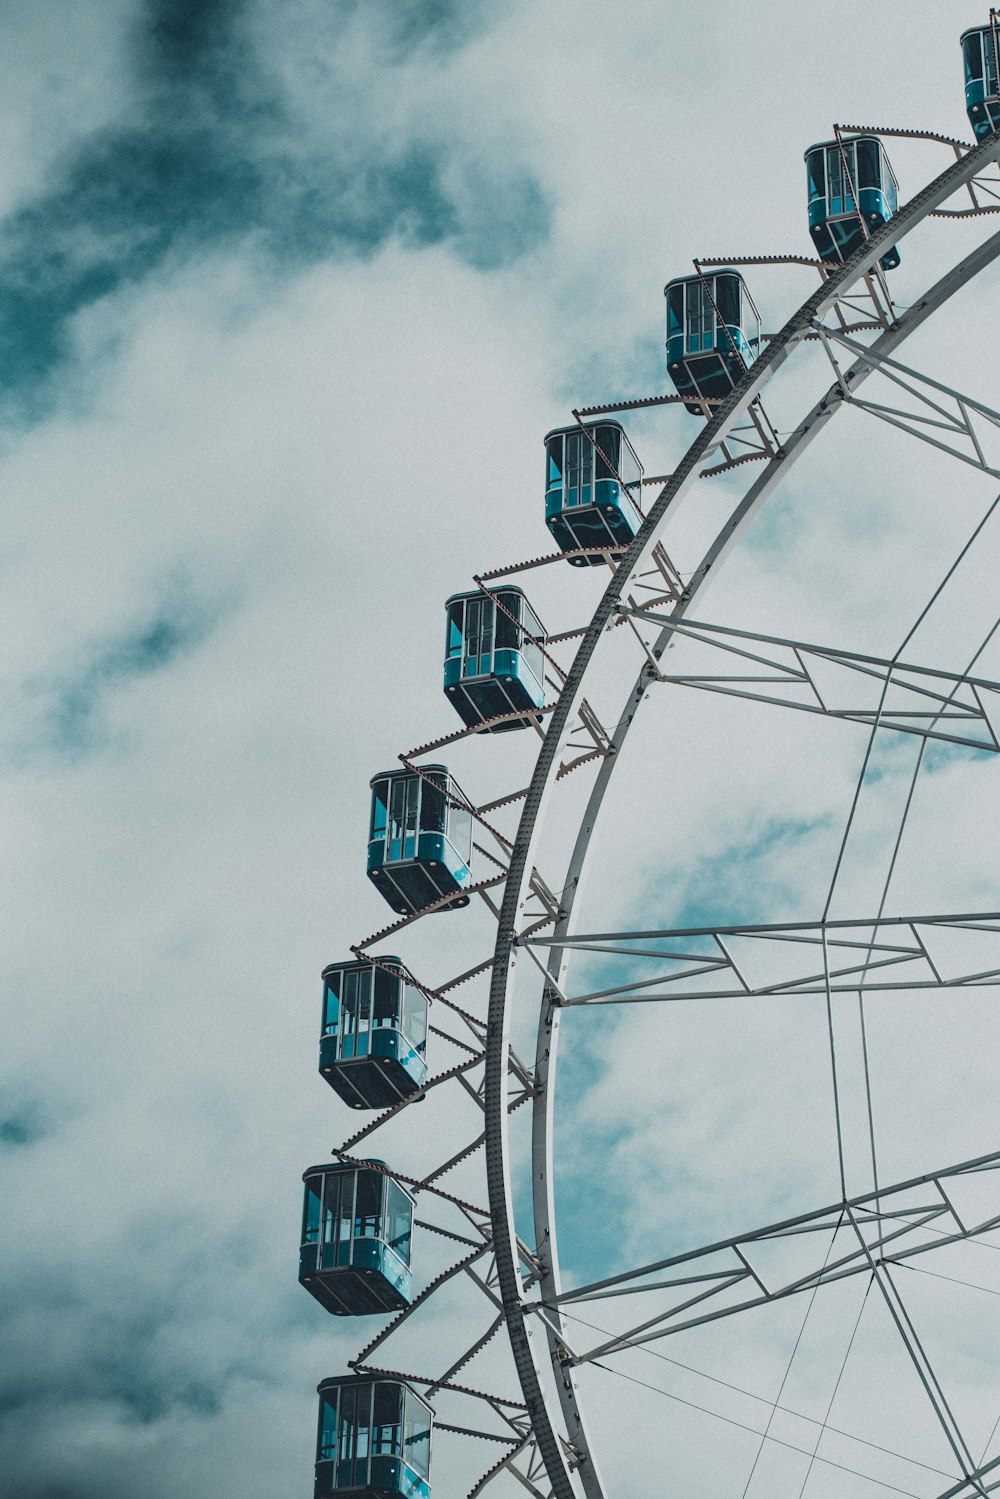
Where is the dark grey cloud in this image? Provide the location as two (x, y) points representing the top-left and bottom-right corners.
(0, 1201), (306, 1499)
(1, 1221), (236, 1422)
(0, 0), (548, 417)
(0, 1097), (50, 1148)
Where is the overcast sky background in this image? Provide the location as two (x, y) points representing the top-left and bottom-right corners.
(3, 3), (999, 1498)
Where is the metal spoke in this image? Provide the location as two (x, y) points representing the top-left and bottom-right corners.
(816, 325), (1000, 477)
(318, 120), (1000, 1499)
(521, 912), (1000, 1005)
(936, 1457), (1000, 1499)
(533, 1151), (1000, 1358)
(846, 1209), (989, 1495)
(618, 610), (1000, 750)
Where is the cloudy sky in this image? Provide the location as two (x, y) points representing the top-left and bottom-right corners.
(3, 3), (1000, 1497)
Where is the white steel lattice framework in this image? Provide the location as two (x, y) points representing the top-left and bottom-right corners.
(327, 121), (1000, 1499)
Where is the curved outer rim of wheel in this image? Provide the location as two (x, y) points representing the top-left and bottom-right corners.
(482, 126), (1000, 1499)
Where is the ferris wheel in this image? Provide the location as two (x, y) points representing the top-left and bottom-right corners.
(299, 18), (1000, 1499)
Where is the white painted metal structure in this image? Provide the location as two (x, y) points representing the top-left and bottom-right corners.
(326, 123), (1000, 1499)
(484, 127), (1000, 1499)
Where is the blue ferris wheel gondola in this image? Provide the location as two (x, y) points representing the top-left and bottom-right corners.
(805, 135), (900, 270)
(367, 766), (473, 915)
(544, 421), (644, 564)
(316, 1375), (432, 1499)
(664, 270), (762, 415)
(319, 957), (428, 1109)
(963, 21), (1000, 140)
(444, 586), (546, 731)
(300, 1161), (414, 1316)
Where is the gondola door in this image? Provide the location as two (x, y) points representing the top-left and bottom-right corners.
(387, 776), (419, 863)
(462, 594), (493, 680)
(564, 426), (593, 510)
(685, 279), (714, 355)
(827, 141), (855, 219)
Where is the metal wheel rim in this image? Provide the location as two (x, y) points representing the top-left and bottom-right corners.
(483, 127), (1000, 1499)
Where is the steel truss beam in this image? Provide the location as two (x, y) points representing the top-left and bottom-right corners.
(837, 122), (972, 153)
(835, 121), (1000, 220)
(485, 129), (1000, 1499)
(470, 1430), (571, 1498)
(616, 609), (1000, 750)
(938, 1457), (1000, 1499)
(815, 323), (1000, 478)
(531, 1149), (1000, 1364)
(520, 911), (1000, 1006)
(332, 127), (1000, 1498)
(845, 1206), (990, 1495)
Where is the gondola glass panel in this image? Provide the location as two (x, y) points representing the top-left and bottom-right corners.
(444, 587), (546, 730)
(664, 271), (762, 414)
(320, 957), (428, 1109)
(300, 1163), (414, 1316)
(804, 136), (900, 270)
(368, 766), (472, 915)
(963, 24), (1000, 139)
(544, 421), (644, 564)
(316, 1377), (432, 1499)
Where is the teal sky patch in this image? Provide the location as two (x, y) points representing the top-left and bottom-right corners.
(15, 585), (221, 761)
(0, 0), (549, 419)
(0, 1100), (48, 1148)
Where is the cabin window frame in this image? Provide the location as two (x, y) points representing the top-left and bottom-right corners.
(304, 1166), (353, 1270)
(445, 599), (464, 664)
(546, 431), (564, 494)
(966, 29), (984, 85)
(546, 423), (642, 518)
(966, 27), (1000, 94)
(740, 281), (762, 359)
(317, 1381), (431, 1488)
(517, 593), (545, 687)
(447, 587), (546, 689)
(591, 424), (621, 482)
(319, 1391), (339, 1464)
(303, 1167), (414, 1273)
(338, 964), (374, 1059)
(372, 1381), (404, 1461)
(683, 278), (715, 354)
(666, 283), (684, 342)
(806, 148), (826, 207)
(589, 421), (641, 507)
(384, 1178), (413, 1266)
(879, 141), (899, 213)
(815, 137), (896, 224)
(445, 799), (473, 868)
(371, 771), (471, 870)
(617, 426), (644, 501)
(447, 592), (499, 682)
(493, 590), (522, 657)
(322, 1379), (379, 1487)
(400, 977), (428, 1059)
(323, 960), (428, 1061)
(369, 781), (388, 843)
(825, 140), (856, 218)
(403, 1388), (432, 1481)
(670, 275), (759, 364)
(461, 593), (495, 679)
(303, 1175), (323, 1246)
(562, 426), (595, 510)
